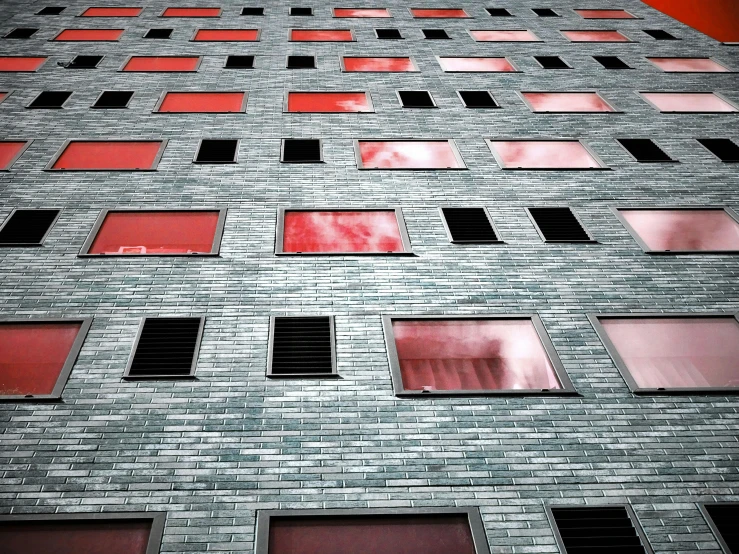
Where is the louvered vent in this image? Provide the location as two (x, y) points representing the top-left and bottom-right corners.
(441, 207), (498, 243)
(704, 504), (739, 553)
(127, 317), (202, 377)
(270, 316), (335, 376)
(528, 207), (592, 242)
(550, 506), (650, 554)
(0, 209), (59, 246)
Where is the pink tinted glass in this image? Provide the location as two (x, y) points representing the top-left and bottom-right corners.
(648, 58), (730, 72)
(392, 319), (562, 391)
(290, 29), (353, 41)
(411, 8), (469, 18)
(470, 30), (539, 41)
(287, 92), (372, 113)
(334, 8), (390, 17)
(522, 92), (616, 112)
(599, 317), (739, 389)
(619, 209), (739, 251)
(358, 141), (464, 169)
(575, 9), (636, 18)
(562, 30), (630, 41)
(489, 141), (603, 169)
(641, 92), (738, 112)
(438, 57), (516, 72)
(282, 211), (405, 253)
(343, 57), (415, 72)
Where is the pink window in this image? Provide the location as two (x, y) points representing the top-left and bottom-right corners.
(647, 58), (731, 72)
(487, 140), (605, 169)
(469, 30), (540, 41)
(387, 318), (566, 393)
(54, 29), (124, 41)
(161, 7), (221, 17)
(410, 8), (470, 18)
(84, 210), (224, 255)
(280, 210), (408, 254)
(290, 29), (354, 41)
(640, 92), (738, 112)
(575, 9), (637, 19)
(357, 140), (465, 169)
(561, 30), (631, 42)
(617, 209), (739, 252)
(155, 92), (246, 113)
(342, 57), (417, 72)
(521, 92), (616, 112)
(0, 92), (6, 104)
(193, 29), (260, 41)
(0, 141), (31, 170)
(595, 316), (739, 390)
(286, 92), (373, 113)
(438, 57), (517, 72)
(49, 141), (166, 170)
(333, 8), (391, 18)
(80, 7), (143, 16)
(122, 56), (201, 72)
(0, 57), (47, 72)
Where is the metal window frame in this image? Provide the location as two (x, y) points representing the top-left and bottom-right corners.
(422, 28), (452, 39)
(588, 312), (739, 394)
(241, 7), (264, 16)
(612, 206), (739, 254)
(120, 55), (203, 72)
(190, 28), (261, 41)
(159, 7), (222, 17)
(36, 7), (66, 15)
(123, 316), (205, 380)
(486, 7), (513, 16)
(266, 315), (338, 378)
(0, 56), (48, 72)
(355, 139), (467, 170)
(289, 28), (356, 42)
(525, 206), (597, 243)
(0, 207), (61, 246)
(78, 6), (144, 17)
(4, 28), (40, 39)
(26, 90), (73, 109)
(0, 317), (93, 402)
(224, 55), (256, 69)
(143, 28), (174, 39)
(436, 55), (520, 73)
(532, 8), (559, 17)
(51, 28), (124, 41)
(615, 138), (677, 162)
(573, 8), (641, 19)
(340, 56), (419, 72)
(333, 7), (392, 18)
(284, 91), (374, 113)
(397, 90), (437, 108)
(699, 503), (737, 554)
(468, 29), (542, 42)
(696, 137), (739, 162)
(646, 56), (734, 73)
(643, 28), (679, 40)
(533, 55), (573, 69)
(255, 508), (491, 554)
(78, 207), (228, 257)
(0, 512), (166, 553)
(438, 206), (503, 244)
(280, 138), (324, 163)
(374, 28), (404, 39)
(593, 55), (633, 69)
(66, 54), (104, 69)
(153, 90), (248, 113)
(45, 139), (168, 171)
(0, 139), (33, 171)
(285, 54), (316, 69)
(275, 206), (413, 256)
(409, 7), (472, 19)
(638, 90), (739, 113)
(0, 90), (11, 104)
(193, 138), (240, 164)
(518, 90), (620, 113)
(485, 138), (609, 170)
(560, 29), (634, 42)
(91, 90), (135, 109)
(289, 7), (314, 16)
(456, 90), (501, 109)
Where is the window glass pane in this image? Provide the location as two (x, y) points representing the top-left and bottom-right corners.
(488, 140), (603, 169)
(162, 7), (220, 16)
(122, 56), (200, 71)
(287, 92), (372, 113)
(641, 92), (737, 112)
(343, 57), (415, 72)
(54, 29), (124, 41)
(562, 30), (630, 41)
(334, 8), (390, 17)
(0, 57), (46, 71)
(411, 8), (469, 18)
(599, 317), (739, 389)
(51, 141), (164, 170)
(358, 140), (464, 169)
(157, 92), (245, 112)
(575, 9), (636, 18)
(470, 29), (539, 41)
(392, 319), (562, 391)
(522, 92), (615, 112)
(282, 210), (405, 253)
(193, 29), (259, 41)
(0, 142), (29, 170)
(438, 57), (516, 72)
(647, 57), (730, 72)
(290, 29), (353, 41)
(81, 7), (142, 16)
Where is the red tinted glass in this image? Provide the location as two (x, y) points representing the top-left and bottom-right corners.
(81, 7), (143, 16)
(489, 140), (603, 169)
(343, 57), (416, 71)
(287, 92), (372, 113)
(282, 211), (405, 253)
(54, 29), (124, 41)
(648, 57), (730, 72)
(52, 141), (164, 170)
(334, 8), (390, 17)
(470, 30), (539, 41)
(269, 514), (476, 554)
(575, 9), (636, 18)
(642, 0), (739, 43)
(358, 141), (464, 169)
(0, 57), (46, 71)
(122, 56), (200, 71)
(562, 30), (630, 41)
(599, 317), (739, 389)
(522, 92), (616, 112)
(0, 92), (6, 103)
(157, 92), (245, 112)
(619, 209), (739, 251)
(392, 319), (562, 391)
(0, 142), (28, 170)
(88, 211), (220, 254)
(193, 29), (259, 41)
(0, 322), (82, 396)
(438, 57), (516, 72)
(290, 29), (353, 41)
(2, 519), (152, 554)
(410, 8), (469, 18)
(162, 7), (220, 16)
(641, 92), (737, 112)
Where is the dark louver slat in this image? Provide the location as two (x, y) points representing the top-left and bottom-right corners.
(0, 209), (59, 246)
(270, 317), (334, 375)
(704, 504), (739, 552)
(441, 207), (498, 243)
(528, 207), (592, 242)
(551, 507), (650, 554)
(128, 317), (202, 377)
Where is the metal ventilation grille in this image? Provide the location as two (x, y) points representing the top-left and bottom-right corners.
(127, 317), (202, 377)
(270, 316), (334, 376)
(704, 504), (739, 553)
(528, 207), (592, 242)
(441, 207), (498, 243)
(0, 209), (59, 246)
(551, 506), (650, 554)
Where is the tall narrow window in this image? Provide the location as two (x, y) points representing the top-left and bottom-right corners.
(422, 29), (450, 39)
(66, 55), (103, 68)
(144, 28), (173, 38)
(640, 92), (738, 113)
(594, 55), (631, 69)
(48, 140), (167, 171)
(438, 57), (516, 72)
(124, 317), (204, 379)
(617, 139), (674, 162)
(37, 6), (66, 15)
(440, 207), (500, 243)
(398, 90), (436, 108)
(458, 91), (499, 108)
(526, 207), (594, 242)
(122, 56), (201, 72)
(0, 209), (60, 246)
(643, 29), (677, 40)
(161, 7), (221, 17)
(487, 140), (606, 169)
(225, 55), (254, 68)
(356, 140), (465, 169)
(0, 141), (32, 170)
(194, 139), (239, 163)
(561, 30), (631, 42)
(286, 92), (373, 113)
(376, 28), (402, 39)
(334, 8), (391, 18)
(92, 91), (134, 108)
(193, 29), (260, 41)
(281, 139), (322, 163)
(700, 504), (739, 554)
(241, 7), (264, 16)
(290, 29), (353, 41)
(80, 7), (143, 16)
(342, 57), (417, 72)
(4, 28), (38, 39)
(697, 138), (739, 162)
(532, 8), (558, 16)
(521, 92), (616, 112)
(647, 57), (730, 72)
(575, 9), (637, 19)
(27, 91), (71, 109)
(268, 316), (336, 377)
(410, 8), (470, 18)
(287, 55), (314, 68)
(534, 56), (571, 69)
(154, 92), (247, 113)
(0, 57), (47, 72)
(53, 29), (124, 41)
(470, 29), (540, 41)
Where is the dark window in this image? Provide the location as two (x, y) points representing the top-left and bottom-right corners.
(282, 139), (322, 163)
(0, 209), (60, 246)
(532, 8), (558, 16)
(37, 6), (66, 15)
(268, 316), (336, 377)
(144, 28), (173, 38)
(697, 138), (739, 162)
(92, 91), (134, 108)
(594, 55), (631, 69)
(290, 7), (312, 15)
(28, 91), (71, 109)
(422, 28), (450, 39)
(225, 55), (254, 68)
(376, 28), (402, 39)
(527, 207), (593, 242)
(195, 139), (239, 163)
(644, 29), (678, 40)
(241, 7), (264, 15)
(458, 90), (499, 108)
(5, 28), (38, 39)
(125, 317), (203, 379)
(701, 504), (739, 554)
(486, 8), (512, 16)
(67, 55), (103, 69)
(535, 55), (571, 69)
(440, 207), (499, 243)
(398, 90), (436, 108)
(617, 139), (674, 162)
(287, 55), (315, 68)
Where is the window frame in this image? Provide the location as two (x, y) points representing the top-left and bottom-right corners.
(0, 207), (61, 245)
(0, 317), (93, 402)
(638, 91), (739, 113)
(408, 8), (472, 19)
(332, 7), (392, 18)
(119, 55), (203, 72)
(616, 138), (677, 163)
(646, 56), (733, 73)
(67, 54), (104, 69)
(159, 7), (222, 17)
(525, 206), (596, 243)
(27, 90), (73, 109)
(285, 55), (315, 69)
(193, 139), (240, 164)
(51, 28), (124, 41)
(534, 56), (573, 69)
(45, 139), (168, 171)
(467, 29), (542, 42)
(91, 90), (135, 109)
(422, 28), (452, 40)
(224, 55), (255, 69)
(697, 138), (739, 162)
(4, 28), (40, 39)
(190, 28), (261, 41)
(36, 7), (66, 15)
(275, 207), (413, 256)
(241, 7), (264, 16)
(266, 315), (338, 378)
(436, 55), (520, 73)
(593, 55), (633, 69)
(438, 206), (503, 244)
(78, 7), (144, 17)
(143, 28), (173, 39)
(0, 56), (48, 72)
(280, 138), (324, 163)
(0, 139), (33, 171)
(284, 91), (374, 113)
(485, 138), (609, 171)
(573, 8), (640, 19)
(340, 56), (419, 72)
(375, 28), (403, 39)
(532, 8), (559, 17)
(698, 503), (737, 554)
(0, 90), (10, 104)
(289, 7), (314, 16)
(289, 28), (355, 41)
(560, 29), (634, 42)
(518, 90), (619, 113)
(397, 90), (437, 108)
(456, 90), (500, 109)
(153, 91), (248, 113)
(612, 206), (739, 254)
(487, 8), (513, 16)
(355, 139), (466, 170)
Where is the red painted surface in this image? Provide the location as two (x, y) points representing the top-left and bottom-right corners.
(0, 142), (28, 170)
(640, 0), (739, 43)
(438, 57), (516, 72)
(410, 8), (469, 18)
(122, 56), (200, 71)
(282, 211), (404, 253)
(599, 317), (739, 388)
(88, 211), (220, 254)
(161, 7), (220, 17)
(489, 141), (603, 169)
(52, 141), (164, 170)
(562, 30), (630, 42)
(0, 92), (6, 103)
(157, 92), (245, 112)
(575, 9), (636, 18)
(343, 57), (416, 72)
(81, 7), (143, 16)
(648, 57), (730, 72)
(290, 29), (353, 41)
(334, 8), (390, 17)
(54, 29), (124, 41)
(392, 319), (562, 391)
(2, 519), (152, 554)
(641, 92), (737, 112)
(470, 30), (540, 41)
(193, 29), (259, 41)
(522, 92), (616, 112)
(0, 322), (82, 396)
(358, 141), (464, 169)
(0, 57), (46, 71)
(287, 92), (372, 113)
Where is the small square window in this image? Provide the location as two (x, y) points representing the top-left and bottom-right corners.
(486, 8), (512, 16)
(80, 7), (142, 16)
(423, 29), (450, 39)
(282, 139), (322, 163)
(161, 7), (221, 17)
(438, 56), (517, 72)
(470, 29), (540, 41)
(286, 91), (373, 113)
(375, 28), (402, 39)
(92, 90), (134, 108)
(617, 139), (674, 162)
(66, 55), (103, 68)
(697, 138), (739, 162)
(526, 207), (594, 242)
(647, 57), (731, 72)
(521, 91), (617, 112)
(410, 8), (470, 18)
(194, 139), (239, 163)
(0, 57), (47, 72)
(487, 139), (606, 169)
(342, 57), (417, 72)
(0, 140), (33, 170)
(290, 29), (354, 41)
(27, 91), (72, 109)
(532, 8), (558, 16)
(440, 207), (501, 243)
(356, 140), (465, 169)
(268, 316), (337, 377)
(0, 209), (60, 246)
(225, 55), (254, 68)
(154, 91), (247, 113)
(575, 9), (637, 19)
(241, 7), (264, 15)
(48, 140), (167, 171)
(193, 29), (260, 41)
(54, 29), (124, 41)
(700, 503), (739, 554)
(458, 90), (499, 108)
(124, 317), (204, 379)
(334, 8), (391, 18)
(36, 6), (66, 15)
(562, 30), (631, 42)
(290, 7), (313, 16)
(640, 92), (738, 113)
(4, 28), (38, 39)
(643, 29), (677, 40)
(398, 90), (436, 108)
(534, 56), (570, 69)
(286, 55), (315, 68)
(144, 28), (173, 38)
(594, 55), (631, 69)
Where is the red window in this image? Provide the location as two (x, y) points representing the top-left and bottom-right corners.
(561, 30), (631, 42)
(122, 56), (201, 72)
(438, 57), (516, 72)
(80, 7), (143, 16)
(357, 140), (465, 169)
(616, 208), (739, 252)
(286, 92), (373, 113)
(279, 209), (409, 254)
(469, 30), (540, 41)
(647, 58), (731, 72)
(83, 210), (224, 255)
(410, 8), (470, 18)
(386, 317), (568, 394)
(640, 92), (738, 112)
(594, 316), (739, 390)
(521, 92), (616, 112)
(290, 29), (354, 41)
(333, 8), (391, 17)
(0, 141), (31, 170)
(193, 29), (260, 41)
(49, 141), (166, 170)
(161, 7), (221, 17)
(54, 28), (124, 41)
(575, 9), (637, 18)
(487, 140), (605, 169)
(0, 92), (6, 104)
(155, 92), (246, 113)
(342, 57), (416, 72)
(0, 57), (47, 72)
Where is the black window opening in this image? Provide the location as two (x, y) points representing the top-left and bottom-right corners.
(5, 28), (38, 39)
(225, 55), (254, 68)
(144, 28), (173, 39)
(527, 207), (594, 242)
(268, 316), (337, 377)
(195, 140), (239, 163)
(458, 90), (499, 108)
(398, 90), (436, 108)
(282, 139), (322, 163)
(697, 138), (739, 162)
(27, 91), (72, 109)
(241, 7), (264, 15)
(124, 317), (204, 379)
(67, 55), (103, 69)
(0, 209), (60, 246)
(290, 7), (312, 16)
(441, 207), (500, 243)
(644, 29), (678, 40)
(376, 28), (402, 39)
(533, 8), (558, 16)
(535, 55), (571, 69)
(422, 29), (450, 39)
(287, 55), (315, 68)
(92, 91), (134, 109)
(37, 6), (66, 15)
(486, 8), (512, 16)
(701, 504), (739, 554)
(594, 55), (631, 69)
(617, 139), (675, 162)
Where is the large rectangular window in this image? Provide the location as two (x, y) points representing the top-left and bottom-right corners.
(192, 29), (260, 41)
(647, 57), (731, 72)
(640, 92), (738, 113)
(53, 28), (124, 41)
(437, 57), (517, 72)
(0, 141), (32, 170)
(0, 56), (47, 72)
(561, 30), (631, 42)
(356, 140), (465, 169)
(342, 57), (417, 72)
(48, 140), (166, 171)
(469, 29), (540, 41)
(333, 8), (390, 18)
(486, 140), (606, 169)
(286, 92), (373, 112)
(154, 91), (247, 113)
(521, 91), (617, 112)
(410, 8), (470, 18)
(290, 29), (354, 41)
(121, 56), (201, 72)
(161, 7), (221, 17)
(80, 7), (143, 16)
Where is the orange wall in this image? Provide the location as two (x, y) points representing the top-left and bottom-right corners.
(641, 0), (739, 42)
